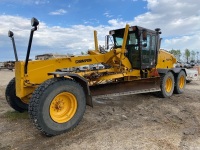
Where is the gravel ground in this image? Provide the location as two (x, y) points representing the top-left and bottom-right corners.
(0, 70), (200, 150)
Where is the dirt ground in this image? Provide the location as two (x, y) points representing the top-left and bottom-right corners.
(0, 70), (200, 150)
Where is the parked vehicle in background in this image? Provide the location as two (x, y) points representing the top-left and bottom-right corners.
(0, 61), (15, 71)
(56, 67), (74, 72)
(175, 63), (199, 83)
(90, 63), (105, 70)
(35, 53), (69, 60)
(190, 60), (195, 67)
(183, 63), (192, 68)
(0, 62), (4, 69)
(185, 68), (199, 83)
(75, 65), (90, 71)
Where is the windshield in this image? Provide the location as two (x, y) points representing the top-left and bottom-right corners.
(115, 37), (123, 46)
(113, 32), (138, 47)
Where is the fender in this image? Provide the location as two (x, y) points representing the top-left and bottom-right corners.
(157, 68), (186, 75)
(48, 72), (93, 107)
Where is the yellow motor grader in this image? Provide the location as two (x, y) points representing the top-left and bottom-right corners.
(6, 18), (186, 136)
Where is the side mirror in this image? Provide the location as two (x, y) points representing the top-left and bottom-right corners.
(105, 35), (109, 50)
(8, 30), (14, 38)
(31, 17), (39, 27)
(25, 17), (39, 74)
(8, 30), (18, 61)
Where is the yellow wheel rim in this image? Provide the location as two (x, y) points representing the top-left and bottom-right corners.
(165, 77), (173, 93)
(179, 75), (185, 89)
(50, 92), (77, 123)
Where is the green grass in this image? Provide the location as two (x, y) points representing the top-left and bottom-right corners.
(4, 111), (29, 120)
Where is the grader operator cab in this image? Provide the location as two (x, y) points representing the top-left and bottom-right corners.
(6, 18), (186, 136)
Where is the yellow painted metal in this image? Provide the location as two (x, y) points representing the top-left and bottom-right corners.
(21, 96), (30, 104)
(94, 30), (99, 52)
(50, 92), (77, 123)
(120, 24), (129, 63)
(125, 70), (141, 78)
(95, 73), (124, 81)
(15, 62), (24, 98)
(165, 77), (173, 93)
(15, 61), (36, 99)
(15, 47), (130, 99)
(156, 49), (177, 69)
(95, 69), (141, 82)
(88, 50), (101, 55)
(121, 24), (129, 54)
(14, 24), (179, 102)
(179, 75), (185, 89)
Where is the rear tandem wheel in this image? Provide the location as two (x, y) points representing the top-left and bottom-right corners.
(174, 70), (186, 94)
(158, 72), (175, 98)
(28, 77), (86, 136)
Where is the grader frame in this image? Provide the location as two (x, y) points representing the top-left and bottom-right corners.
(6, 17), (186, 136)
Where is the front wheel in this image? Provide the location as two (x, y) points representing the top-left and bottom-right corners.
(174, 70), (186, 94)
(158, 72), (175, 98)
(28, 78), (86, 136)
(5, 78), (28, 112)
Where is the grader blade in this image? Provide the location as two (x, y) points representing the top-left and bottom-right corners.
(90, 77), (161, 98)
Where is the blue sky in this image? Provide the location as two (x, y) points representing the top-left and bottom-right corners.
(0, 0), (147, 26)
(0, 0), (200, 61)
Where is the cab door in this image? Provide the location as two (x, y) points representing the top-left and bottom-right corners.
(141, 32), (157, 69)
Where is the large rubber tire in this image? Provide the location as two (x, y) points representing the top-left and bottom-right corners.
(158, 72), (175, 98)
(5, 78), (28, 112)
(174, 70), (186, 94)
(28, 78), (86, 136)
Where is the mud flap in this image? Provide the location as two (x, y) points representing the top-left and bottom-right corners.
(90, 77), (161, 99)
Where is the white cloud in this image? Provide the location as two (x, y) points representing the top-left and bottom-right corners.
(104, 12), (113, 18)
(107, 0), (200, 53)
(49, 9), (67, 15)
(138, 0), (200, 53)
(83, 19), (100, 25)
(0, 15), (110, 61)
(162, 33), (200, 51)
(1, 0), (200, 61)
(108, 19), (125, 28)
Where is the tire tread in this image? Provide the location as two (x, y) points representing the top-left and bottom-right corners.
(5, 78), (28, 112)
(28, 77), (85, 136)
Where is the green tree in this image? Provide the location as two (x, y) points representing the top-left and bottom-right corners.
(190, 50), (196, 62)
(184, 49), (190, 63)
(169, 49), (181, 61)
(81, 51), (86, 55)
